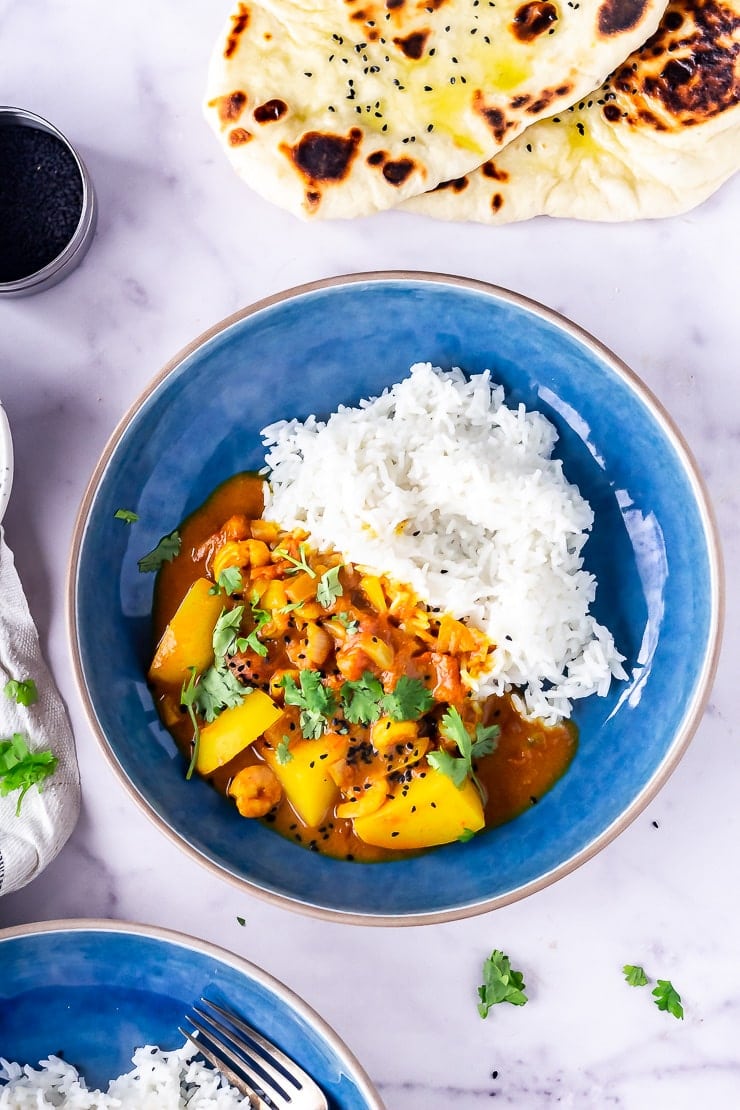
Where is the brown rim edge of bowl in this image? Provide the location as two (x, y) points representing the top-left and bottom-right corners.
(65, 270), (725, 927)
(0, 916), (386, 1110)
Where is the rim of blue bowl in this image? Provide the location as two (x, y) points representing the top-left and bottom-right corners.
(67, 270), (724, 926)
(0, 916), (385, 1107)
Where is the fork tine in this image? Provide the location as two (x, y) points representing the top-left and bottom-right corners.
(201, 997), (310, 1088)
(189, 1008), (293, 1104)
(178, 1025), (265, 1110)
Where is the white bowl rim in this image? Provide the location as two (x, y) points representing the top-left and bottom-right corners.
(0, 916), (385, 1108)
(66, 270), (725, 926)
(0, 402), (13, 523)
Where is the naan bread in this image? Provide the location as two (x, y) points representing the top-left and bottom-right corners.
(204, 0), (669, 218)
(405, 0), (740, 220)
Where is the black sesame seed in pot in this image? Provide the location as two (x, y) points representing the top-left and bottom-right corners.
(0, 124), (84, 282)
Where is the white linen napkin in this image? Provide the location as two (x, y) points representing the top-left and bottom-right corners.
(0, 527), (80, 895)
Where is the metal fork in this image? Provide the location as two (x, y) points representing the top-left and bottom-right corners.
(179, 997), (328, 1110)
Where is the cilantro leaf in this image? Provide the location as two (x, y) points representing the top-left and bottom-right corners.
(138, 530), (181, 573)
(276, 735), (293, 765)
(192, 664), (249, 722)
(431, 708), (499, 796)
(380, 676), (434, 722)
(209, 567), (243, 596)
(458, 827), (477, 843)
(0, 733), (58, 815)
(427, 747), (468, 788)
(478, 950), (528, 1017)
(282, 670), (336, 739)
(336, 612), (359, 635)
(4, 677), (38, 707)
(212, 606), (244, 659)
(180, 668), (201, 780)
(623, 964), (649, 988)
(274, 543), (316, 578)
(317, 565), (343, 608)
(236, 915), (246, 926)
(652, 980), (684, 1020)
(341, 672), (384, 725)
(114, 508), (139, 524)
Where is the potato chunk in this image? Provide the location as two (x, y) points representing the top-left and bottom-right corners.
(353, 770), (484, 850)
(263, 735), (340, 827)
(196, 691), (283, 776)
(148, 579), (224, 687)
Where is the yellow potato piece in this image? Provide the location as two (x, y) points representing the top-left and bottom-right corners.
(148, 579), (224, 688)
(263, 735), (339, 828)
(197, 691), (283, 776)
(353, 770), (484, 850)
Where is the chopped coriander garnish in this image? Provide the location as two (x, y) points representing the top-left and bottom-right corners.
(236, 915), (246, 926)
(273, 543), (316, 578)
(428, 708), (499, 797)
(478, 950), (528, 1017)
(316, 565), (343, 608)
(192, 664), (250, 722)
(380, 676), (434, 722)
(336, 612), (359, 635)
(652, 979), (684, 1020)
(180, 668), (201, 780)
(137, 530), (181, 573)
(114, 508), (139, 524)
(209, 566), (243, 596)
(276, 735), (294, 764)
(458, 827), (477, 843)
(623, 964), (649, 988)
(281, 670), (336, 739)
(4, 677), (38, 707)
(0, 733), (58, 815)
(212, 606), (245, 659)
(341, 672), (384, 725)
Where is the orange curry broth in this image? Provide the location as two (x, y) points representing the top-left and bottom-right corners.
(149, 473), (577, 861)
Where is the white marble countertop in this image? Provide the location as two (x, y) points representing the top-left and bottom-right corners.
(1, 2), (739, 1105)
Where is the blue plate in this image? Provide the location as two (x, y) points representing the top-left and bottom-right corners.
(69, 272), (722, 923)
(0, 919), (382, 1106)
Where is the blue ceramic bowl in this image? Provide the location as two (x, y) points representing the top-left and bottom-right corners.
(69, 272), (722, 923)
(0, 919), (382, 1106)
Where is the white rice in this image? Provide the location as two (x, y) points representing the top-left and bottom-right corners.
(262, 363), (625, 722)
(0, 1044), (248, 1109)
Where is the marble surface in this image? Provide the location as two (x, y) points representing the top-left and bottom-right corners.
(1, 1), (739, 1105)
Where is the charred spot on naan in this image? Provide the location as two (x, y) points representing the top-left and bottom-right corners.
(224, 3), (250, 58)
(432, 175), (469, 191)
(481, 160), (510, 180)
(254, 99), (288, 123)
(363, 149), (420, 184)
(598, 0), (650, 34)
(606, 0), (739, 126)
(285, 129), (364, 193)
(209, 91), (248, 124)
(512, 2), (559, 41)
(393, 29), (432, 56)
(228, 127), (253, 145)
(473, 94), (515, 142)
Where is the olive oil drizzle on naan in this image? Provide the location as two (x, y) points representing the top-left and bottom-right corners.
(204, 0), (669, 218)
(405, 0), (740, 220)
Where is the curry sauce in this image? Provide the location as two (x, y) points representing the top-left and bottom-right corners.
(149, 473), (576, 861)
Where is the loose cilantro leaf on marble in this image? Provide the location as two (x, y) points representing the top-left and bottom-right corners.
(623, 964), (649, 988)
(478, 950), (528, 1017)
(316, 565), (343, 608)
(380, 676), (434, 722)
(341, 672), (384, 725)
(0, 733), (57, 815)
(282, 670), (336, 739)
(652, 980), (684, 1020)
(137, 530), (181, 572)
(236, 916), (246, 926)
(4, 677), (38, 707)
(114, 508), (139, 524)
